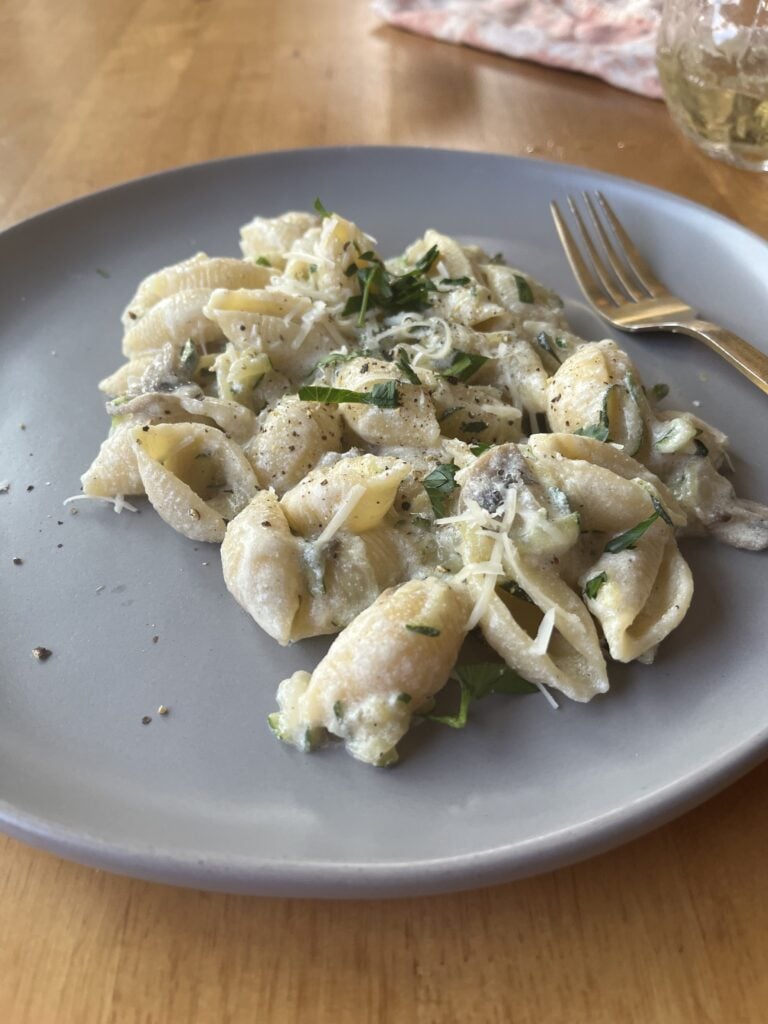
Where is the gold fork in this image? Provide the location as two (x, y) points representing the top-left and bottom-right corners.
(550, 191), (768, 395)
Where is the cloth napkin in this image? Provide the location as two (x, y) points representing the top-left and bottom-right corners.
(373, 0), (663, 98)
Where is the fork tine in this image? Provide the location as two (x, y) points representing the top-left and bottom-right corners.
(549, 201), (615, 311)
(594, 191), (665, 297)
(582, 192), (646, 301)
(566, 196), (626, 305)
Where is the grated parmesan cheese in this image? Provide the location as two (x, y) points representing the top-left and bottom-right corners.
(314, 484), (367, 547)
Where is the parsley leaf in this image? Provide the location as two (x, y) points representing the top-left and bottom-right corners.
(574, 384), (615, 443)
(460, 420), (488, 434)
(255, 255), (272, 267)
(405, 624), (441, 637)
(395, 348), (421, 386)
(298, 383), (400, 409)
(584, 572), (608, 599)
(424, 662), (537, 729)
(651, 382), (669, 401)
(440, 351), (488, 383)
(604, 497), (672, 553)
(422, 463), (458, 517)
(342, 245), (440, 326)
(514, 274), (535, 303)
(440, 276), (471, 287)
(470, 443), (494, 457)
(314, 197), (332, 218)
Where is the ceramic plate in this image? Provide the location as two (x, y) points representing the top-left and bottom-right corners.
(1, 147), (767, 897)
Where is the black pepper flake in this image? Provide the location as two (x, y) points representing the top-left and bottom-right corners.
(57, 520), (63, 525)
(56, 543), (63, 549)
(141, 715), (152, 725)
(12, 557), (23, 565)
(152, 635), (159, 643)
(26, 485), (34, 492)
(261, 520), (272, 527)
(32, 646), (52, 661)
(142, 425), (150, 432)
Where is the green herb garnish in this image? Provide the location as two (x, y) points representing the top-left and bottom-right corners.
(584, 572), (608, 599)
(424, 662), (537, 729)
(333, 700), (345, 721)
(514, 274), (535, 303)
(651, 383), (669, 401)
(314, 197), (332, 218)
(405, 624), (441, 637)
(438, 405), (462, 422)
(440, 350), (488, 383)
(460, 420), (488, 434)
(298, 382), (400, 409)
(604, 497), (672, 553)
(440, 276), (471, 287)
(255, 256), (272, 267)
(395, 349), (421, 386)
(396, 692), (412, 704)
(574, 385), (615, 442)
(422, 462), (458, 517)
(470, 443), (494, 457)
(312, 348), (366, 372)
(341, 244), (439, 326)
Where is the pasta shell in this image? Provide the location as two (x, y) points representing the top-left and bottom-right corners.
(122, 288), (225, 358)
(280, 454), (411, 537)
(270, 578), (471, 765)
(133, 422), (257, 542)
(122, 255), (270, 327)
(221, 491), (305, 645)
(244, 395), (343, 495)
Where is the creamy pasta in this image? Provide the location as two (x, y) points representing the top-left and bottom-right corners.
(81, 204), (768, 767)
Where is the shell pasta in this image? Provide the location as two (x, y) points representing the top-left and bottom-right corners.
(79, 204), (768, 767)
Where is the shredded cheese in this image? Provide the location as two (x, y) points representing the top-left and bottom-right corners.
(314, 484), (367, 547)
(63, 494), (138, 514)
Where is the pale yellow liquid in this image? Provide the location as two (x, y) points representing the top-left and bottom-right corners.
(657, 46), (768, 171)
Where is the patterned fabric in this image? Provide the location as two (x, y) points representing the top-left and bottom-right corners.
(373, 0), (663, 98)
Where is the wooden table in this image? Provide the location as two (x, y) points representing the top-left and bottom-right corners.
(2, 2), (767, 1021)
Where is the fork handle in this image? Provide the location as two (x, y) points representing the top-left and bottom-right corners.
(675, 320), (768, 396)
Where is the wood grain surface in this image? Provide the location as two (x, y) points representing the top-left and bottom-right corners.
(2, 1), (768, 1022)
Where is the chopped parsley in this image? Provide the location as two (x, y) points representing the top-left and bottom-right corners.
(440, 276), (471, 287)
(604, 497), (672, 553)
(574, 385), (615, 442)
(255, 256), (272, 267)
(514, 274), (535, 303)
(470, 443), (494, 457)
(395, 348), (421, 386)
(341, 245), (440, 326)
(460, 420), (488, 434)
(396, 692), (412, 704)
(298, 381), (400, 409)
(314, 197), (332, 218)
(440, 350), (488, 383)
(584, 572), (608, 599)
(422, 462), (458, 517)
(405, 624), (441, 637)
(423, 662), (537, 729)
(651, 382), (670, 401)
(333, 700), (345, 721)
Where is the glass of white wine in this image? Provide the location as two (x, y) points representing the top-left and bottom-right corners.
(656, 0), (768, 171)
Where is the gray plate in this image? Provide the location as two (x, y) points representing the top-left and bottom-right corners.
(1, 147), (767, 897)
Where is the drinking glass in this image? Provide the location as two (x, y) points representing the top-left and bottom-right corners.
(656, 0), (768, 171)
